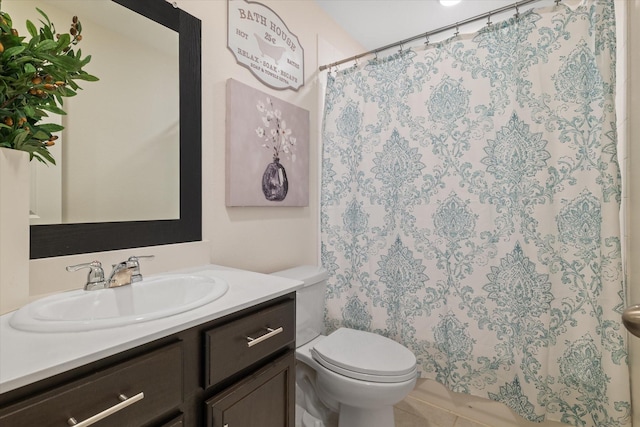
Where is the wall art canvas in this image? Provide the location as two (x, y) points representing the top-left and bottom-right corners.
(226, 79), (309, 206)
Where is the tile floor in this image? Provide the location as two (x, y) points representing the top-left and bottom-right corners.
(394, 379), (569, 427)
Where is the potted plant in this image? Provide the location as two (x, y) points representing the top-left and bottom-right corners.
(0, 0), (97, 165)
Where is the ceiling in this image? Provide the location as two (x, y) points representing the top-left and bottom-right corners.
(314, 0), (555, 53)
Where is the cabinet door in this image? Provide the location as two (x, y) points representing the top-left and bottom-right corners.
(206, 351), (295, 427)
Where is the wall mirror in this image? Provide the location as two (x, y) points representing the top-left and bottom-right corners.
(5, 0), (202, 258)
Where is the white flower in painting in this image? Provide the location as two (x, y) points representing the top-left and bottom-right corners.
(255, 96), (298, 162)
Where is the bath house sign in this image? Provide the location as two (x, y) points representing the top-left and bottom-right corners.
(228, 0), (304, 91)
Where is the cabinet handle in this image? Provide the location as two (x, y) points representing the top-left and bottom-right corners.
(67, 392), (144, 426)
(246, 327), (283, 348)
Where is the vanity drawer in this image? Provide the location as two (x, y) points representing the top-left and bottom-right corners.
(0, 343), (183, 427)
(205, 299), (295, 388)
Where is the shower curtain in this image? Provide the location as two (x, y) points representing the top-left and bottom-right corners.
(320, 1), (630, 426)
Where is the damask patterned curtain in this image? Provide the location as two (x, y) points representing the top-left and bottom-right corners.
(320, 1), (630, 426)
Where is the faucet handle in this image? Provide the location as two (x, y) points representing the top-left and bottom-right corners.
(66, 261), (107, 291)
(126, 255), (155, 283)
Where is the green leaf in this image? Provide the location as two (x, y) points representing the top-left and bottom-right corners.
(39, 104), (67, 115)
(32, 149), (56, 165)
(12, 130), (30, 148)
(26, 20), (38, 38)
(56, 33), (71, 51)
(3, 45), (26, 58)
(41, 53), (80, 69)
(37, 123), (64, 133)
(40, 25), (53, 41)
(74, 73), (99, 82)
(35, 39), (58, 52)
(23, 63), (37, 74)
(14, 55), (40, 65)
(32, 130), (49, 140)
(23, 106), (35, 117)
(35, 8), (52, 28)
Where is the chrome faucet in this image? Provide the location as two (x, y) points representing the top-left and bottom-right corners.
(66, 255), (154, 290)
(66, 261), (107, 291)
(106, 255), (154, 287)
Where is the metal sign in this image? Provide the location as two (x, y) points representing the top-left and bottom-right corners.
(228, 0), (304, 91)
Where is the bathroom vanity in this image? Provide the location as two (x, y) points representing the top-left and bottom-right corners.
(0, 266), (303, 426)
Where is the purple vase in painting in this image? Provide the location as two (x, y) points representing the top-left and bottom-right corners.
(262, 157), (288, 201)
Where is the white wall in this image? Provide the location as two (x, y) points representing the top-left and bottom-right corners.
(25, 0), (363, 296)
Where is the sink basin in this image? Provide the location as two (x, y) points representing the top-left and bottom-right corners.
(10, 274), (228, 332)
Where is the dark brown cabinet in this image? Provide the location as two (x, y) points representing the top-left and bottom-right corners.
(0, 293), (296, 427)
(206, 352), (295, 427)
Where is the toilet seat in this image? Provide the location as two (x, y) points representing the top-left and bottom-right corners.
(310, 328), (417, 383)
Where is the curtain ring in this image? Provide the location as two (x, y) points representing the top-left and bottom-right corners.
(424, 33), (430, 46)
(514, 4), (520, 19)
(487, 13), (492, 27)
(555, 0), (561, 5)
(454, 23), (459, 37)
(399, 43), (404, 53)
(374, 51), (379, 61)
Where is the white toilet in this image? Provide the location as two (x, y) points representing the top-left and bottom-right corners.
(271, 266), (418, 427)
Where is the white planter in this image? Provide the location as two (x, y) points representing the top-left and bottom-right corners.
(0, 147), (30, 314)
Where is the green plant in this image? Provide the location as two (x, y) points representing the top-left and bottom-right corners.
(0, 0), (97, 164)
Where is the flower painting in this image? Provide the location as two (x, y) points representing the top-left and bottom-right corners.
(226, 79), (309, 206)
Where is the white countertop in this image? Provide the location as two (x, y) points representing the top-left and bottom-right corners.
(0, 265), (303, 394)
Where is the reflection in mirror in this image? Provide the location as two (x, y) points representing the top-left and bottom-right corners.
(23, 0), (202, 259)
(6, 0), (180, 225)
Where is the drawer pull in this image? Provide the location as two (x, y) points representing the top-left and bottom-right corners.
(246, 327), (283, 348)
(66, 392), (144, 426)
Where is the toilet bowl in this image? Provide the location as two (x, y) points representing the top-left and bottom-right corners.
(298, 331), (417, 427)
(271, 266), (418, 427)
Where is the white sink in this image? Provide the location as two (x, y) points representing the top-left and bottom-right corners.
(9, 274), (229, 333)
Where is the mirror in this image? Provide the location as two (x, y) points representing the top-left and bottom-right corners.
(23, 0), (202, 258)
(16, 0), (179, 225)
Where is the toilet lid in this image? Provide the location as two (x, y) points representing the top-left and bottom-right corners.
(311, 328), (417, 383)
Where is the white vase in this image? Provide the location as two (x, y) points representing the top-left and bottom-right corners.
(0, 147), (30, 314)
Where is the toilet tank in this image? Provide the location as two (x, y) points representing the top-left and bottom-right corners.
(270, 265), (329, 346)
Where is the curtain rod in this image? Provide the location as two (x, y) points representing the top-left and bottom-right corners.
(319, 0), (560, 72)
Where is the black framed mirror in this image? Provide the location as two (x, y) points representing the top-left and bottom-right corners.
(30, 0), (201, 259)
